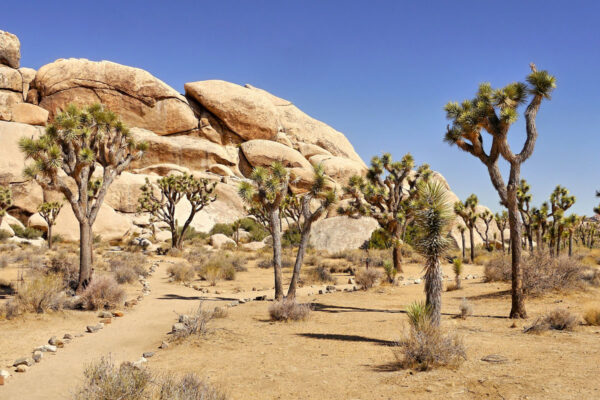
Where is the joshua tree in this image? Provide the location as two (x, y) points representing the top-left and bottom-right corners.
(287, 165), (337, 300)
(138, 173), (217, 249)
(564, 214), (580, 257)
(38, 201), (62, 249)
(20, 103), (147, 291)
(0, 185), (12, 227)
(454, 194), (479, 263)
(443, 64), (556, 318)
(238, 162), (290, 300)
(517, 179), (534, 251)
(531, 203), (549, 254)
(548, 185), (575, 257)
(414, 181), (453, 327)
(494, 210), (508, 253)
(339, 153), (431, 274)
(478, 209), (494, 250)
(457, 224), (467, 260)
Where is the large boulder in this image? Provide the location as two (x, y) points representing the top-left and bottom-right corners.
(10, 103), (48, 125)
(53, 203), (132, 241)
(209, 233), (236, 249)
(104, 172), (158, 213)
(308, 154), (366, 184)
(240, 139), (312, 170)
(34, 59), (197, 135)
(0, 91), (22, 121)
(0, 31), (20, 69)
(19, 67), (36, 100)
(130, 128), (238, 172)
(0, 121), (43, 183)
(185, 80), (278, 141)
(308, 216), (379, 253)
(0, 65), (22, 92)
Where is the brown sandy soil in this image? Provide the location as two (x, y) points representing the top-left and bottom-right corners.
(1, 255), (599, 400)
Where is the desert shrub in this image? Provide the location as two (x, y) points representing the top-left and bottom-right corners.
(108, 253), (148, 284)
(81, 276), (126, 310)
(158, 373), (227, 400)
(484, 253), (589, 296)
(355, 268), (382, 290)
(177, 225), (208, 242)
(0, 253), (11, 268)
(369, 228), (393, 249)
(238, 217), (269, 242)
(173, 303), (214, 340)
(282, 226), (301, 247)
(73, 356), (152, 400)
(167, 263), (195, 283)
(0, 229), (12, 242)
(13, 274), (65, 313)
(112, 265), (138, 284)
(304, 253), (321, 266)
(13, 249), (45, 270)
(583, 308), (600, 326)
(269, 300), (311, 321)
(257, 256), (293, 269)
(196, 253), (243, 284)
(394, 301), (466, 371)
(10, 224), (43, 239)
(305, 265), (337, 284)
(383, 260), (397, 283)
(209, 223), (234, 237)
(212, 306), (228, 319)
(459, 298), (473, 319)
(524, 308), (579, 333)
(47, 250), (79, 289)
(0, 300), (20, 319)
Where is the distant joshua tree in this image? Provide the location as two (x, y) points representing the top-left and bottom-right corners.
(38, 201), (62, 249)
(517, 180), (534, 251)
(20, 104), (147, 291)
(454, 194), (478, 263)
(339, 153), (431, 274)
(478, 209), (494, 250)
(548, 185), (575, 257)
(238, 162), (290, 301)
(457, 224), (467, 260)
(443, 64), (556, 318)
(414, 181), (453, 327)
(494, 210), (508, 254)
(531, 203), (550, 254)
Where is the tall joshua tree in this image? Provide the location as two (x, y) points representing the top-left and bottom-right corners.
(339, 153), (431, 274)
(564, 214), (580, 257)
(287, 165), (337, 300)
(0, 186), (12, 227)
(38, 201), (62, 249)
(454, 194), (478, 263)
(238, 162), (290, 300)
(494, 210), (508, 254)
(443, 64), (556, 318)
(548, 185), (575, 257)
(478, 209), (494, 250)
(20, 104), (147, 291)
(414, 181), (452, 327)
(138, 173), (217, 249)
(517, 180), (534, 251)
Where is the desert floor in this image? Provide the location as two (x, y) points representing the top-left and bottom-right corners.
(1, 254), (599, 400)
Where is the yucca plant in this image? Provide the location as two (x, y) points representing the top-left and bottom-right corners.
(19, 103), (147, 291)
(443, 64), (556, 318)
(38, 201), (62, 249)
(383, 260), (397, 284)
(405, 301), (432, 331)
(414, 181), (453, 326)
(452, 258), (463, 289)
(453, 194), (478, 263)
(286, 165), (336, 300)
(238, 162), (290, 300)
(338, 153), (431, 274)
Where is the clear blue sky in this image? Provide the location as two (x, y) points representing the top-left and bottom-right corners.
(4, 1), (599, 214)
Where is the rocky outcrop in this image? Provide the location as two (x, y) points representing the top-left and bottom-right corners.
(0, 31), (20, 69)
(309, 216), (379, 253)
(10, 103), (48, 125)
(0, 121), (42, 183)
(53, 203), (131, 242)
(34, 59), (197, 135)
(240, 140), (312, 170)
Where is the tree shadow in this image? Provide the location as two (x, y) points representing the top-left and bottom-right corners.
(297, 332), (397, 346)
(158, 294), (240, 302)
(464, 289), (511, 301)
(311, 303), (405, 314)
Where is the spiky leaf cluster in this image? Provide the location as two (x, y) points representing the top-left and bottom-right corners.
(549, 185), (576, 221)
(414, 181), (453, 260)
(0, 186), (12, 218)
(454, 194), (478, 229)
(38, 201), (63, 226)
(494, 210), (509, 231)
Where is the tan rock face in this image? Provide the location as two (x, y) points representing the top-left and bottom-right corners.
(308, 154), (366, 184)
(0, 31), (20, 69)
(0, 121), (43, 182)
(105, 172), (158, 213)
(35, 59), (197, 135)
(28, 213), (48, 232)
(0, 91), (22, 121)
(53, 203), (132, 242)
(185, 80), (278, 141)
(11, 103), (48, 125)
(129, 127), (238, 171)
(0, 65), (22, 91)
(10, 181), (44, 214)
(308, 216), (379, 253)
(18, 67), (36, 100)
(241, 139), (312, 170)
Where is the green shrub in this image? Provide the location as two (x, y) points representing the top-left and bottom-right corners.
(238, 217), (269, 242)
(10, 224), (43, 239)
(282, 226), (301, 247)
(368, 228), (393, 249)
(383, 260), (397, 283)
(209, 223), (234, 237)
(177, 225), (208, 242)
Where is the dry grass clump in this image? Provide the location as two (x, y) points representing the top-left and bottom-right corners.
(484, 253), (591, 296)
(355, 268), (382, 290)
(46, 250), (79, 289)
(257, 256), (294, 269)
(173, 303), (215, 340)
(268, 300), (311, 321)
(108, 253), (148, 284)
(524, 308), (579, 334)
(11, 274), (66, 314)
(73, 356), (227, 400)
(459, 298), (473, 319)
(195, 252), (247, 285)
(167, 263), (195, 283)
(81, 275), (126, 310)
(393, 301), (466, 371)
(304, 265), (337, 285)
(583, 307), (600, 326)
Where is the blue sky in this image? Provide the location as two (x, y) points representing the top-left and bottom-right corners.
(4, 1), (599, 214)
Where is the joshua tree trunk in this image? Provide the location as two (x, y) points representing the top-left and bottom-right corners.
(392, 225), (403, 273)
(424, 257), (443, 327)
(507, 175), (527, 318)
(568, 233), (573, 257)
(287, 225), (311, 300)
(455, 270), (461, 289)
(460, 230), (466, 259)
(468, 226), (475, 263)
(78, 221), (93, 291)
(269, 208), (284, 301)
(500, 229), (505, 254)
(47, 225), (53, 250)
